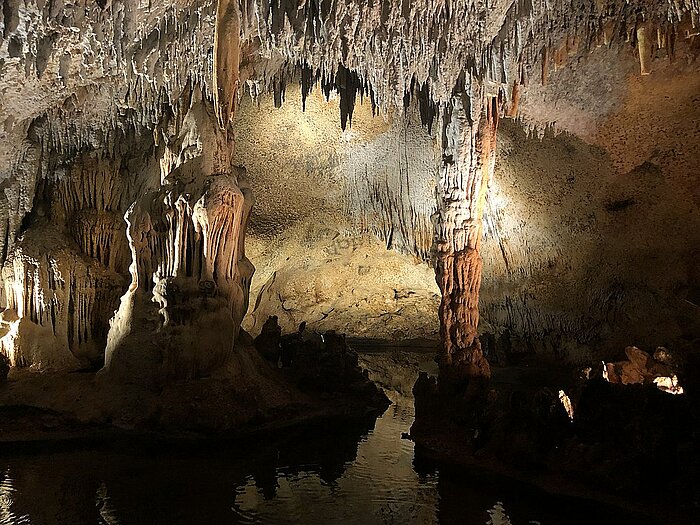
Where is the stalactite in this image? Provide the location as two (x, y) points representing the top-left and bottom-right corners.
(230, 0), (700, 132)
(417, 82), (438, 134)
(336, 65), (359, 131)
(0, 0), (699, 377)
(637, 21), (652, 75)
(213, 0), (241, 128)
(0, 235), (125, 369)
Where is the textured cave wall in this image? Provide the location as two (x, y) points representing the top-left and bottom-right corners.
(235, 56), (700, 360)
(480, 52), (700, 363)
(234, 86), (441, 339)
(0, 0), (222, 371)
(0, 128), (160, 369)
(0, 0), (698, 373)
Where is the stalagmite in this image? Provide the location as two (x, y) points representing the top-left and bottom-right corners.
(434, 83), (500, 386)
(103, 92), (254, 385)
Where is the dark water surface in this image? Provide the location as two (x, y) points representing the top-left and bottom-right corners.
(0, 356), (657, 524)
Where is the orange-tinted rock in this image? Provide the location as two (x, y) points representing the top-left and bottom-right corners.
(434, 90), (500, 383)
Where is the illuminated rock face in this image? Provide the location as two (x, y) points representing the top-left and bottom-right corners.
(0, 0), (699, 377)
(104, 96), (254, 384)
(104, 173), (253, 383)
(434, 88), (499, 383)
(0, 234), (124, 370)
(0, 149), (152, 370)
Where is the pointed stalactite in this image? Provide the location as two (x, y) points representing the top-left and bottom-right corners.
(417, 82), (437, 134)
(366, 81), (378, 117)
(300, 63), (314, 111)
(273, 75), (286, 108)
(541, 45), (549, 86)
(213, 0), (241, 128)
(336, 65), (358, 131)
(506, 62), (524, 118)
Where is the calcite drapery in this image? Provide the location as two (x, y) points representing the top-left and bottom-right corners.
(0, 231), (124, 369)
(103, 94), (254, 384)
(434, 86), (500, 383)
(0, 148), (151, 370)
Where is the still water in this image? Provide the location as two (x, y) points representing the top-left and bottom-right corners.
(0, 354), (657, 524)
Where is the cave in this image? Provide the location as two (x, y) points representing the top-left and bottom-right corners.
(0, 0), (699, 523)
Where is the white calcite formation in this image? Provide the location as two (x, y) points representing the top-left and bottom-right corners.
(104, 91), (254, 384)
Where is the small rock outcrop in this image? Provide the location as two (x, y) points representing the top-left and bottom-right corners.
(254, 317), (389, 409)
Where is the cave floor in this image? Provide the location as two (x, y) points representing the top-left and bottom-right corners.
(0, 344), (663, 525)
(0, 346), (382, 447)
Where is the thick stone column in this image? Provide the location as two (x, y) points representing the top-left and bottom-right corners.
(434, 90), (500, 388)
(103, 93), (254, 385)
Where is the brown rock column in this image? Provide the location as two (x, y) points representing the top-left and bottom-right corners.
(434, 91), (500, 387)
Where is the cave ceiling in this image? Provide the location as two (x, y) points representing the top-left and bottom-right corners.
(0, 0), (698, 165)
(0, 0), (697, 371)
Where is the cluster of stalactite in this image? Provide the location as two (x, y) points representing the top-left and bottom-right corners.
(340, 103), (438, 260)
(239, 0), (700, 124)
(0, 233), (125, 369)
(0, 131), (159, 369)
(0, 0), (259, 376)
(0, 0), (698, 379)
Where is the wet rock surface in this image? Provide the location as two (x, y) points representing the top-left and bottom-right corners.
(253, 317), (390, 411)
(0, 330), (389, 444)
(411, 348), (700, 523)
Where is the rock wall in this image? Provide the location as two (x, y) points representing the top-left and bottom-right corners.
(235, 86), (441, 340)
(236, 56), (700, 363)
(0, 131), (159, 369)
(0, 0), (698, 375)
(244, 230), (440, 340)
(480, 57), (700, 363)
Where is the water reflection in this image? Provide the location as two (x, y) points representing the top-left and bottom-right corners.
(0, 351), (661, 525)
(232, 401), (439, 524)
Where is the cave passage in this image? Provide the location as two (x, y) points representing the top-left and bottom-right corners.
(0, 0), (699, 523)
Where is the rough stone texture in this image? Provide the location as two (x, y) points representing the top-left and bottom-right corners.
(244, 228), (440, 340)
(231, 46), (700, 363)
(480, 52), (700, 362)
(234, 86), (440, 340)
(434, 89), (499, 384)
(233, 86), (438, 257)
(104, 93), (254, 385)
(0, 0), (697, 381)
